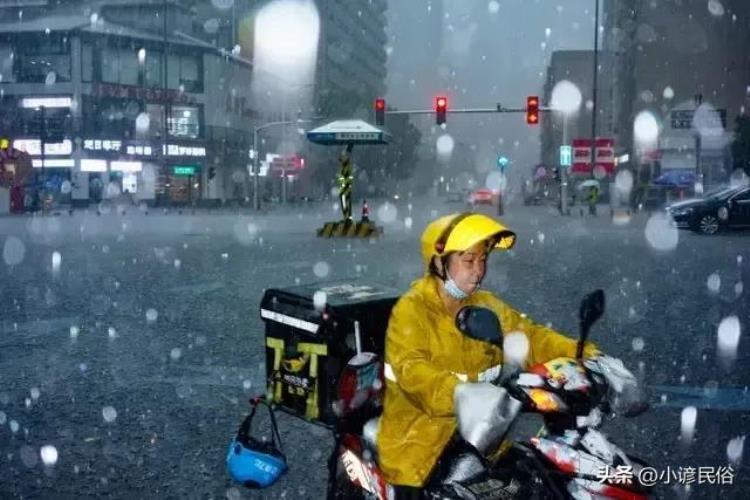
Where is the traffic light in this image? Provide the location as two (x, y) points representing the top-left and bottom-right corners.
(435, 96), (447, 125)
(526, 95), (539, 125)
(374, 98), (385, 126)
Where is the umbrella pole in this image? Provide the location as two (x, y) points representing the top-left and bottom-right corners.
(338, 143), (354, 223)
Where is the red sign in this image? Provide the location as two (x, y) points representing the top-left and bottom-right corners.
(271, 155), (305, 173)
(571, 138), (615, 176)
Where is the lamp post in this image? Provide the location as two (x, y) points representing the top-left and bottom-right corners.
(252, 118), (312, 210)
(551, 80), (582, 215)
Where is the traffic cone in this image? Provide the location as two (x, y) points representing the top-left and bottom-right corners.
(361, 199), (370, 222)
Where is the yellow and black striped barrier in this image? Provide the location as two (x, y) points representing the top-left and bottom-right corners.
(317, 220), (383, 238)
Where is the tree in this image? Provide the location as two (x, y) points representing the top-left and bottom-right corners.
(731, 115), (750, 176)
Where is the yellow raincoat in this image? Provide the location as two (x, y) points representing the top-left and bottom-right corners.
(377, 275), (600, 487)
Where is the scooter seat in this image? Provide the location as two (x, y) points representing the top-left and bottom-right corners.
(362, 417), (380, 455)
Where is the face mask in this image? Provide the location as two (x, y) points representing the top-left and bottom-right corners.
(444, 271), (471, 300)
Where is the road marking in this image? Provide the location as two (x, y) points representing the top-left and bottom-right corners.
(649, 385), (750, 411)
(166, 282), (225, 295)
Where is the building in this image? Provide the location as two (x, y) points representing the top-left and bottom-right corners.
(601, 0), (750, 186)
(0, 0), (265, 207)
(0, 0), (388, 207)
(541, 50), (594, 172)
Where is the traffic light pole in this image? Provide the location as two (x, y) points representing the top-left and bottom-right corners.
(384, 105), (548, 116)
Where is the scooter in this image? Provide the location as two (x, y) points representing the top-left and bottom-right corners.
(327, 290), (654, 499)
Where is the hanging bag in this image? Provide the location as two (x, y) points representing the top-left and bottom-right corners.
(226, 396), (288, 488)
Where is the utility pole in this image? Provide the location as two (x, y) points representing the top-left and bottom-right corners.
(162, 0), (169, 206)
(589, 0), (600, 181)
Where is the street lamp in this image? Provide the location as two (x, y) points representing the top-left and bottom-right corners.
(20, 97), (72, 209)
(551, 80), (582, 215)
(252, 118), (313, 210)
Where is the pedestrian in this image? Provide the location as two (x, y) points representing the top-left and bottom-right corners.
(587, 184), (599, 216)
(361, 199), (370, 222)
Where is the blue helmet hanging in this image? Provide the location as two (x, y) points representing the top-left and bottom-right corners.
(226, 397), (288, 488)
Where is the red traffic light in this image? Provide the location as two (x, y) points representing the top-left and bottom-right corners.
(436, 96), (448, 125)
(526, 95), (539, 125)
(374, 98), (386, 126)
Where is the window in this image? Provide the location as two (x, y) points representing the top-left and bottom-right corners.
(101, 45), (138, 85)
(168, 105), (201, 138)
(166, 53), (203, 92)
(146, 104), (165, 137)
(82, 43), (93, 82)
(101, 46), (120, 83)
(13, 33), (71, 83)
(145, 50), (162, 88)
(0, 42), (15, 83)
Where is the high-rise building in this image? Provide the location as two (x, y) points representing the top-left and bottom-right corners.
(601, 0), (750, 186)
(313, 0), (388, 119)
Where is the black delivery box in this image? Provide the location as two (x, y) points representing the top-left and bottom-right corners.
(260, 281), (400, 426)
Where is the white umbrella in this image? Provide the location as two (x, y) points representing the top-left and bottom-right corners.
(306, 120), (390, 145)
(577, 179), (601, 190)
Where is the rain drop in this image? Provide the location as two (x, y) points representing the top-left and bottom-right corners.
(503, 332), (529, 366)
(146, 308), (158, 323)
(436, 134), (455, 160)
(40, 445), (58, 466)
(487, 1), (500, 14)
(404, 217), (413, 229)
(102, 406), (117, 423)
(52, 251), (62, 273)
(137, 48), (146, 64)
(313, 261), (330, 278)
(644, 213), (678, 251)
(663, 86), (674, 99)
(615, 170), (634, 195)
(376, 202), (398, 224)
(107, 327), (117, 339)
(3, 236), (26, 266)
(717, 315), (741, 366)
(706, 272), (721, 293)
(10, 420), (19, 433)
(45, 71), (56, 85)
(70, 326), (79, 339)
(313, 290), (327, 311)
(632, 337), (645, 352)
(170, 348), (182, 361)
(727, 435), (745, 466)
(135, 113), (150, 134)
(30, 388), (40, 400)
(680, 406), (697, 442)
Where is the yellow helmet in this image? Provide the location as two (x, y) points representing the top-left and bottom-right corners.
(420, 212), (516, 269)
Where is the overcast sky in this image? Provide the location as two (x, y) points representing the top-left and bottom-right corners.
(385, 0), (598, 178)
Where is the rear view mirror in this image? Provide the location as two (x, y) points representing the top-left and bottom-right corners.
(456, 306), (502, 345)
(579, 290), (605, 333)
(577, 289), (605, 359)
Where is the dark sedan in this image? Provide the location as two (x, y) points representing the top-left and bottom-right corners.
(666, 185), (750, 234)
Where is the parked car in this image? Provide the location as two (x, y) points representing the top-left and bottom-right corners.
(666, 185), (750, 234)
(468, 187), (495, 206)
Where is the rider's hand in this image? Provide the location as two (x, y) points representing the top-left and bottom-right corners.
(584, 355), (644, 415)
(583, 355), (636, 393)
(453, 383), (521, 456)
